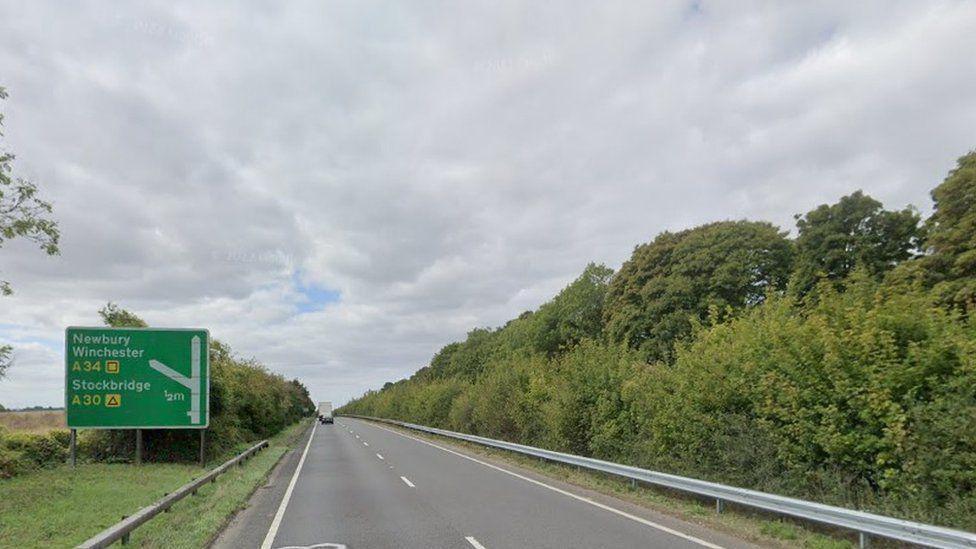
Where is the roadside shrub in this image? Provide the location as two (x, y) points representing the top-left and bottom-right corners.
(85, 341), (313, 463)
(0, 446), (24, 478)
(0, 429), (69, 476)
(642, 272), (976, 526)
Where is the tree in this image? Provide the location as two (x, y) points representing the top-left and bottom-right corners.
(527, 263), (614, 356)
(1, 86), (59, 296)
(1, 86), (60, 374)
(604, 220), (794, 362)
(792, 190), (920, 293)
(99, 302), (149, 328)
(924, 151), (976, 308)
(0, 345), (8, 380)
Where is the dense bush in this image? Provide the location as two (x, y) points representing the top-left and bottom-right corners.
(634, 274), (976, 521)
(0, 428), (69, 477)
(341, 151), (976, 530)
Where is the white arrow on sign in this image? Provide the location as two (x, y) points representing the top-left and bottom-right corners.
(148, 335), (202, 424)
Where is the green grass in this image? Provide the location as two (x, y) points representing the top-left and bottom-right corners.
(0, 419), (309, 548)
(760, 520), (799, 540)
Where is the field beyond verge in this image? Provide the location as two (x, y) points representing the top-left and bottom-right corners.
(0, 410), (66, 433)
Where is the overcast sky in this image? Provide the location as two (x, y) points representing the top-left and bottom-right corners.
(1, 1), (974, 408)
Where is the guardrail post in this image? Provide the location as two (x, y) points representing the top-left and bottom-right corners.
(120, 516), (129, 544)
(859, 532), (869, 548)
(630, 478), (637, 489)
(715, 499), (725, 513)
(69, 429), (77, 467)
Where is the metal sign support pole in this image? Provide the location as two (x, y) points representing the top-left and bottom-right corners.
(199, 429), (206, 468)
(135, 429), (143, 465)
(69, 428), (77, 467)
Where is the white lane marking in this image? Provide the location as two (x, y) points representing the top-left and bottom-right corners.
(363, 442), (369, 447)
(376, 453), (384, 460)
(365, 421), (723, 549)
(278, 543), (346, 549)
(400, 476), (415, 488)
(260, 422), (318, 549)
(465, 536), (487, 549)
(355, 435), (360, 439)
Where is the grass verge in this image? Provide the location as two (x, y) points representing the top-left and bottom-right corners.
(0, 419), (310, 548)
(372, 421), (877, 549)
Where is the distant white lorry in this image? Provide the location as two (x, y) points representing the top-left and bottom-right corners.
(318, 401), (333, 424)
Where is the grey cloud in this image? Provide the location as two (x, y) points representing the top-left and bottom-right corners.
(1, 1), (975, 408)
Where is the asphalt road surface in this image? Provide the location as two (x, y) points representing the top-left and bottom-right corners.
(242, 417), (758, 549)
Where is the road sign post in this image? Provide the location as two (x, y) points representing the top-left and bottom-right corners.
(69, 428), (77, 467)
(199, 429), (206, 468)
(65, 327), (210, 430)
(135, 428), (143, 465)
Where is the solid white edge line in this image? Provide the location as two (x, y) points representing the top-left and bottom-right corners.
(260, 421), (317, 549)
(364, 420), (723, 549)
(465, 535), (487, 549)
(400, 475), (415, 488)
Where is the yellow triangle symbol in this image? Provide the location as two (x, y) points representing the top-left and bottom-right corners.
(106, 395), (120, 407)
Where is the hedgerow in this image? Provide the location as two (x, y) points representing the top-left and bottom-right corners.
(341, 151), (976, 530)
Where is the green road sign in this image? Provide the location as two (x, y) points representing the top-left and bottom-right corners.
(65, 327), (209, 429)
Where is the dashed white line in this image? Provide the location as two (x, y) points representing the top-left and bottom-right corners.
(465, 536), (487, 549)
(260, 422), (317, 549)
(400, 476), (415, 488)
(363, 442), (369, 447)
(366, 421), (723, 549)
(376, 453), (384, 460)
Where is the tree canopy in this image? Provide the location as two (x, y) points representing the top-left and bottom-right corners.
(603, 220), (794, 362)
(98, 302), (150, 328)
(1, 86), (60, 376)
(792, 190), (920, 293)
(924, 151), (976, 308)
(0, 86), (60, 297)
